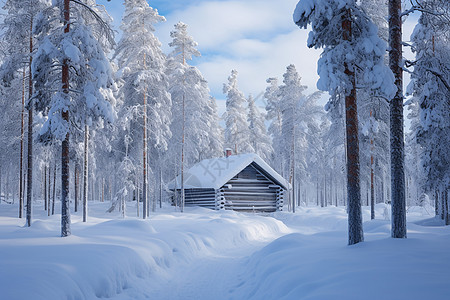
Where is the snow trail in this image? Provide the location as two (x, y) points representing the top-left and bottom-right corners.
(1, 202), (449, 300)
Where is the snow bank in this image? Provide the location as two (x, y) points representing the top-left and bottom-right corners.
(232, 205), (450, 300)
(0, 202), (289, 299)
(1, 202), (448, 300)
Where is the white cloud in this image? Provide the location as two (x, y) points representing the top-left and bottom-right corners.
(104, 0), (419, 117)
(157, 0), (299, 51)
(154, 0), (322, 115)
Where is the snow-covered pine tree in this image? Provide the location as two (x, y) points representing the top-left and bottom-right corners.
(247, 94), (273, 162)
(300, 91), (325, 207)
(32, 0), (116, 236)
(278, 64), (306, 180)
(114, 0), (171, 218)
(204, 97), (224, 159)
(0, 0), (49, 226)
(223, 70), (253, 154)
(324, 93), (347, 207)
(359, 0), (391, 219)
(264, 77), (283, 172)
(409, 0), (450, 224)
(294, 0), (396, 244)
(405, 98), (424, 207)
(166, 22), (222, 210)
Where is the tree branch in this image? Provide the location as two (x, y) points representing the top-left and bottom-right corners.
(426, 69), (450, 92)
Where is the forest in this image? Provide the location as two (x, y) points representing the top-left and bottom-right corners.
(0, 0), (449, 299)
(0, 0), (448, 241)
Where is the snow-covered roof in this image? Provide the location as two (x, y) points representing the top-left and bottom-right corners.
(168, 153), (289, 190)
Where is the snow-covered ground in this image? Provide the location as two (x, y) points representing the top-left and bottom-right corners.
(0, 201), (449, 300)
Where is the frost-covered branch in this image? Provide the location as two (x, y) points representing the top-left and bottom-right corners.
(70, 0), (115, 47)
(426, 68), (450, 92)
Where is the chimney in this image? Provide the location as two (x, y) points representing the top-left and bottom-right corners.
(225, 148), (232, 158)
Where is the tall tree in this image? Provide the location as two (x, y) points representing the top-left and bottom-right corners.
(33, 0), (116, 235)
(0, 0), (49, 225)
(278, 64), (306, 179)
(114, 0), (171, 218)
(408, 0), (450, 223)
(247, 94), (273, 162)
(264, 77), (283, 172)
(223, 70), (253, 154)
(294, 0), (396, 244)
(359, 0), (391, 218)
(167, 22), (224, 209)
(389, 0), (407, 238)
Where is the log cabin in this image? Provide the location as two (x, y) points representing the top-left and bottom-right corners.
(168, 153), (288, 212)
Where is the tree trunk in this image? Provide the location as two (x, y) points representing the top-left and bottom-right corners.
(142, 53), (148, 219)
(48, 165), (51, 216)
(444, 189), (449, 226)
(0, 163), (2, 203)
(61, 0), (71, 237)
(6, 168), (10, 202)
(136, 171), (139, 217)
(335, 174), (338, 207)
(52, 163), (56, 215)
(343, 8), (363, 245)
(44, 165), (47, 212)
(74, 161), (79, 212)
(370, 116), (375, 219)
(83, 124), (89, 222)
(19, 68), (26, 218)
(26, 15), (34, 228)
(181, 93), (186, 213)
(316, 180), (319, 206)
(435, 189), (438, 216)
(389, 0), (407, 239)
(159, 168), (163, 209)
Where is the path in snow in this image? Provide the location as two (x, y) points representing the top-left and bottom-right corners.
(1, 202), (449, 300)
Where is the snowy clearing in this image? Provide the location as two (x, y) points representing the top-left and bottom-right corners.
(0, 202), (449, 300)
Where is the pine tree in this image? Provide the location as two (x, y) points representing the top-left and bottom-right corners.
(0, 0), (49, 226)
(409, 0), (450, 223)
(278, 64), (306, 179)
(247, 94), (273, 162)
(205, 97), (224, 159)
(223, 70), (253, 154)
(294, 0), (396, 244)
(359, 0), (391, 218)
(32, 0), (116, 235)
(167, 22), (222, 197)
(114, 0), (171, 218)
(388, 0), (407, 238)
(264, 77), (283, 172)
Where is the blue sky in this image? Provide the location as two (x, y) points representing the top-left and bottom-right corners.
(97, 0), (322, 114)
(97, 0), (418, 116)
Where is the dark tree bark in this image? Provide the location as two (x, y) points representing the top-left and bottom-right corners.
(444, 189), (449, 226)
(343, 8), (364, 245)
(52, 163), (56, 215)
(83, 124), (88, 222)
(435, 189), (438, 216)
(48, 165), (50, 216)
(61, 0), (71, 237)
(370, 111), (375, 220)
(19, 68), (25, 218)
(389, 0), (407, 238)
(26, 16), (33, 228)
(74, 161), (79, 212)
(44, 165), (47, 211)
